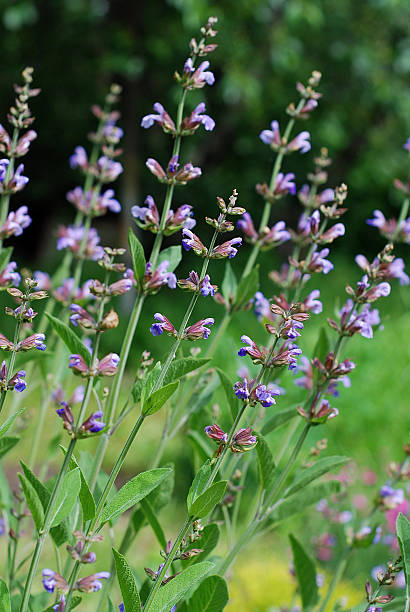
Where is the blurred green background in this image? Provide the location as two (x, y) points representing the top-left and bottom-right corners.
(0, 0), (409, 610)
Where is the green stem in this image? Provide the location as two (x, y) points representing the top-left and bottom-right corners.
(315, 550), (350, 612)
(393, 197), (409, 241)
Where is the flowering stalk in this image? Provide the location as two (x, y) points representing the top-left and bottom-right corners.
(88, 21), (218, 492)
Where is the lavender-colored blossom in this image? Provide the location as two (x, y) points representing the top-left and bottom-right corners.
(131, 195), (160, 232)
(108, 278), (134, 295)
(271, 342), (302, 370)
(42, 569), (69, 594)
(67, 187), (121, 215)
(379, 485), (405, 509)
(233, 378), (250, 400)
(287, 131), (311, 154)
(149, 313), (177, 337)
(231, 427), (257, 452)
(303, 289), (323, 314)
(80, 410), (106, 433)
(143, 261), (177, 293)
(253, 291), (272, 321)
(237, 212), (258, 240)
(75, 571), (110, 593)
(319, 223), (345, 244)
(167, 204), (196, 232)
(146, 158), (166, 181)
(307, 247), (334, 274)
(182, 102), (215, 132)
(69, 304), (95, 328)
(185, 60), (215, 88)
(0, 206), (31, 238)
(69, 354), (88, 376)
(260, 221), (291, 248)
(0, 262), (20, 286)
(339, 300), (381, 339)
(238, 335), (266, 364)
(355, 254), (410, 286)
(254, 384), (279, 407)
(141, 102), (176, 132)
(184, 317), (214, 340)
(273, 172), (297, 196)
(259, 120), (281, 148)
(70, 146), (88, 169)
(199, 274), (215, 296)
(182, 228), (207, 256)
(54, 278), (93, 303)
(94, 156), (123, 183)
(98, 353), (120, 376)
(18, 333), (46, 352)
(211, 237), (242, 259)
(33, 270), (51, 290)
(57, 225), (104, 260)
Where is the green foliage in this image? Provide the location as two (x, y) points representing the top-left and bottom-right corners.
(234, 265), (259, 311)
(216, 368), (239, 419)
(396, 513), (410, 601)
(284, 455), (350, 497)
(181, 523), (220, 567)
(163, 357), (210, 386)
(268, 481), (342, 526)
(147, 562), (214, 612)
(289, 534), (318, 610)
(187, 575), (229, 612)
(45, 313), (90, 365)
(140, 498), (167, 549)
(112, 548), (142, 612)
(261, 407), (297, 435)
(100, 467), (172, 524)
(157, 246), (182, 272)
(50, 467), (81, 527)
(187, 461), (211, 509)
(18, 474), (44, 532)
(0, 408), (25, 438)
(143, 381), (180, 416)
(128, 228), (146, 285)
(221, 262), (237, 305)
(255, 433), (277, 490)
(67, 453), (96, 521)
(0, 436), (19, 460)
(189, 480), (227, 519)
(0, 579), (10, 612)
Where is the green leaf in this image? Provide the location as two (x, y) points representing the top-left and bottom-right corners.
(68, 453), (96, 521)
(268, 481), (342, 526)
(261, 407), (297, 435)
(289, 534), (318, 610)
(187, 431), (213, 464)
(215, 368), (239, 420)
(396, 513), (410, 602)
(50, 468), (81, 527)
(140, 362), (162, 405)
(256, 433), (277, 490)
(234, 265), (259, 310)
(0, 408), (25, 438)
(187, 462), (211, 509)
(18, 473), (44, 532)
(188, 575), (229, 612)
(0, 247), (13, 274)
(163, 357), (210, 386)
(0, 579), (10, 612)
(221, 262), (237, 304)
(181, 523), (220, 568)
(148, 562), (214, 612)
(143, 381), (180, 416)
(140, 498), (167, 549)
(285, 456), (350, 498)
(128, 228), (146, 283)
(112, 548), (142, 612)
(0, 436), (19, 460)
(45, 313), (90, 365)
(157, 246), (182, 273)
(100, 468), (172, 524)
(189, 481), (227, 519)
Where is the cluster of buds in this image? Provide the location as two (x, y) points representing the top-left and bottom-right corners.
(176, 16), (218, 90)
(293, 353), (354, 397)
(238, 335), (302, 371)
(364, 558), (403, 611)
(233, 377), (280, 408)
(355, 244), (409, 286)
(135, 350), (154, 380)
(159, 537), (203, 565)
(255, 172), (297, 204)
(144, 560), (178, 586)
(149, 313), (215, 341)
(69, 352), (120, 378)
(286, 70), (322, 119)
(177, 271), (217, 297)
(319, 182), (348, 219)
(70, 304), (120, 331)
(90, 277), (132, 298)
(205, 424), (257, 457)
(131, 196), (196, 235)
(0, 332), (46, 352)
(188, 16), (218, 57)
(367, 209), (410, 244)
(266, 296), (310, 340)
(66, 538), (97, 564)
(88, 84), (122, 147)
(238, 213), (291, 250)
(299, 148), (333, 203)
(146, 155), (201, 186)
(298, 396), (338, 425)
(293, 210), (345, 247)
(66, 186), (121, 217)
(2, 66), (39, 132)
(138, 261), (177, 295)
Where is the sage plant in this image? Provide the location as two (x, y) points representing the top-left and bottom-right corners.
(0, 16), (408, 612)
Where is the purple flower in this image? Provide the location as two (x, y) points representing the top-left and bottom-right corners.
(238, 335), (267, 364)
(181, 102), (215, 132)
(307, 247), (334, 274)
(94, 156), (123, 183)
(254, 383), (279, 407)
(253, 291), (272, 321)
(184, 318), (214, 340)
(70, 146), (88, 169)
(42, 569), (69, 594)
(141, 102), (176, 133)
(0, 262), (20, 287)
(67, 187), (121, 215)
(108, 278), (134, 295)
(303, 290), (323, 314)
(199, 274), (215, 296)
(339, 300), (381, 339)
(167, 204), (196, 233)
(271, 342), (302, 370)
(53, 595), (66, 611)
(233, 378), (250, 400)
(143, 261), (177, 293)
(260, 221), (291, 249)
(57, 225), (104, 260)
(355, 254), (410, 286)
(231, 427), (257, 453)
(146, 158), (167, 181)
(319, 223), (345, 244)
(75, 571), (110, 592)
(0, 206), (31, 238)
(211, 237), (242, 259)
(182, 229), (207, 256)
(33, 271), (51, 290)
(18, 333), (46, 352)
(98, 353), (120, 376)
(273, 173), (297, 196)
(149, 313), (177, 337)
(379, 485), (404, 509)
(184, 60), (215, 88)
(69, 354), (89, 376)
(80, 410), (106, 433)
(237, 212), (258, 240)
(259, 120), (281, 148)
(131, 195), (160, 232)
(287, 131), (311, 154)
